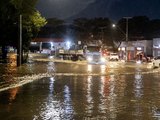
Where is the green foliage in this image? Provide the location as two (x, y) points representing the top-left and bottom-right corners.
(0, 0), (47, 51)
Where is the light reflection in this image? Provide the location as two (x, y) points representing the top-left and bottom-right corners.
(108, 75), (117, 119)
(87, 65), (92, 73)
(8, 87), (19, 102)
(38, 77), (62, 120)
(6, 87), (19, 112)
(47, 62), (56, 73)
(132, 72), (143, 117)
(134, 72), (143, 98)
(63, 85), (74, 117)
(153, 107), (160, 119)
(86, 76), (93, 114)
(49, 77), (55, 94)
(100, 65), (106, 74)
(98, 76), (106, 113)
(38, 80), (74, 120)
(109, 62), (119, 68)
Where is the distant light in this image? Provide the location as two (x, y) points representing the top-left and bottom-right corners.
(66, 41), (71, 49)
(118, 47), (125, 51)
(137, 47), (142, 50)
(31, 42), (37, 45)
(112, 24), (116, 28)
(49, 56), (54, 59)
(136, 60), (142, 64)
(121, 47), (125, 51)
(50, 42), (54, 47)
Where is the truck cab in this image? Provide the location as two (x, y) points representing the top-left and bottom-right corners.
(85, 45), (106, 64)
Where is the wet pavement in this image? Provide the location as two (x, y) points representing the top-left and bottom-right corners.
(0, 53), (160, 120)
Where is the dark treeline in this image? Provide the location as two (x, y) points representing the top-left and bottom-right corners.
(0, 0), (46, 63)
(41, 16), (160, 47)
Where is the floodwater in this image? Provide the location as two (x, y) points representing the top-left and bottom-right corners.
(0, 54), (160, 120)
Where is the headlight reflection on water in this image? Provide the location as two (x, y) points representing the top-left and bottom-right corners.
(87, 65), (92, 73)
(100, 65), (106, 74)
(86, 76), (93, 114)
(36, 78), (74, 120)
(88, 64), (106, 75)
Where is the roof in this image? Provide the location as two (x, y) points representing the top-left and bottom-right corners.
(32, 38), (64, 43)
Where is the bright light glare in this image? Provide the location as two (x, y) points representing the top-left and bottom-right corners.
(87, 65), (92, 72)
(49, 56), (54, 59)
(66, 41), (71, 49)
(87, 56), (93, 62)
(112, 24), (116, 28)
(50, 42), (53, 47)
(136, 60), (142, 64)
(100, 65), (106, 74)
(100, 57), (106, 62)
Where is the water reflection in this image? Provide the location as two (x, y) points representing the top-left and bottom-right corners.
(86, 76), (93, 114)
(132, 72), (144, 119)
(39, 77), (62, 120)
(87, 64), (106, 75)
(134, 72), (143, 98)
(0, 72), (160, 119)
(100, 65), (106, 74)
(0, 87), (19, 112)
(37, 77), (74, 120)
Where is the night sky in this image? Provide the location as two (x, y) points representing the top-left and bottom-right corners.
(36, 0), (160, 21)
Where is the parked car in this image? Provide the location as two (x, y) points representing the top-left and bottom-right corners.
(152, 56), (160, 68)
(109, 53), (119, 61)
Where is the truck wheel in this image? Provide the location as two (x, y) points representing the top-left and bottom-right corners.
(71, 56), (78, 61)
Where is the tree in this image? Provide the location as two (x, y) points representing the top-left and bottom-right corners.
(0, 0), (47, 63)
(73, 17), (113, 46)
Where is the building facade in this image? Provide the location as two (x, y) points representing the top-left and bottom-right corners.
(153, 38), (160, 57)
(118, 40), (153, 61)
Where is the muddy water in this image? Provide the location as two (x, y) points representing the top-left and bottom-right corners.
(0, 66), (160, 119)
(0, 56), (160, 120)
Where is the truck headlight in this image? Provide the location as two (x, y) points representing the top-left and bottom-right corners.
(100, 57), (106, 62)
(87, 56), (93, 62)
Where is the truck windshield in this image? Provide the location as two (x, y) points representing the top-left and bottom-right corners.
(87, 46), (100, 52)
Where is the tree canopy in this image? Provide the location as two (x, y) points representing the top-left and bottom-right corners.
(0, 0), (47, 51)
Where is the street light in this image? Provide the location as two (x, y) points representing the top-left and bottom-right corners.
(112, 24), (126, 37)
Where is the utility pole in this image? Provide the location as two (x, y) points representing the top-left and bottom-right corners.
(17, 15), (22, 66)
(100, 26), (107, 44)
(123, 17), (131, 61)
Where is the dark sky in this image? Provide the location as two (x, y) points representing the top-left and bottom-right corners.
(36, 0), (160, 21)
(36, 0), (95, 19)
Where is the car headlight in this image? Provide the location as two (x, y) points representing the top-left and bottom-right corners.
(100, 57), (106, 62)
(136, 60), (142, 64)
(87, 56), (93, 62)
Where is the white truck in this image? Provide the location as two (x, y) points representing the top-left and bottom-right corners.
(109, 53), (119, 61)
(85, 45), (106, 64)
(58, 45), (84, 61)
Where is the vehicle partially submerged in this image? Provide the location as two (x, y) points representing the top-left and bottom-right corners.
(85, 45), (106, 64)
(152, 56), (160, 68)
(109, 53), (119, 61)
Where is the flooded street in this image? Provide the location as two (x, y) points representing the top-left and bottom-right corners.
(0, 54), (160, 120)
